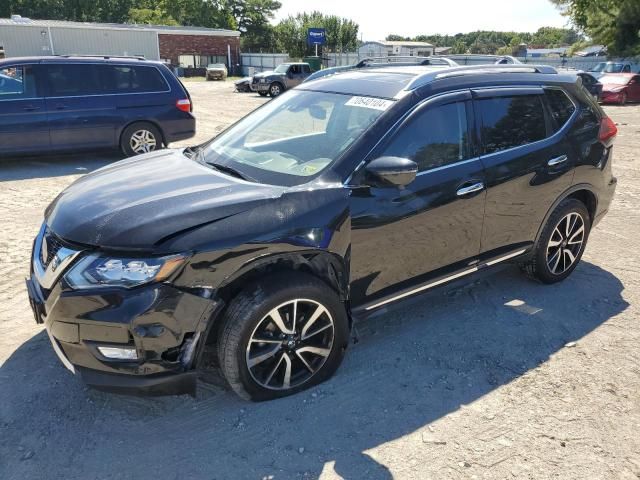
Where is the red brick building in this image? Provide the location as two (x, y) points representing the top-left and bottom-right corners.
(157, 27), (241, 69)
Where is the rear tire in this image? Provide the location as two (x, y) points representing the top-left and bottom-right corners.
(120, 122), (162, 157)
(217, 273), (349, 401)
(520, 199), (591, 284)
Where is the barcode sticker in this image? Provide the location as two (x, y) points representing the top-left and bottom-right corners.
(345, 96), (394, 111)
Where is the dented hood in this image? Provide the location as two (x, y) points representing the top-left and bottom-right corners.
(45, 149), (285, 250)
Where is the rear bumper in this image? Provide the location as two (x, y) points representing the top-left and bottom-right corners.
(163, 115), (196, 144)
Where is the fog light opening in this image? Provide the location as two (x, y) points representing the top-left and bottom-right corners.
(97, 346), (139, 360)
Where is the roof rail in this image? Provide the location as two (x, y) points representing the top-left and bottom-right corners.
(406, 63), (558, 90)
(304, 55), (458, 83)
(55, 55), (147, 61)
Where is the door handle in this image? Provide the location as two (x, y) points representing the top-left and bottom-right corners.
(23, 105), (40, 112)
(548, 155), (568, 167)
(456, 182), (484, 197)
(54, 104), (68, 110)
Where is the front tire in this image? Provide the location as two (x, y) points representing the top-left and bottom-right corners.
(521, 199), (591, 284)
(258, 91), (268, 97)
(120, 122), (162, 157)
(217, 273), (349, 401)
(269, 82), (283, 97)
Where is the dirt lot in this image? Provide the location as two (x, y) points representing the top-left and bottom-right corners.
(1, 81), (639, 479)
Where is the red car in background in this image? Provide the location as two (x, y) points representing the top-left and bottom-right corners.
(600, 73), (640, 105)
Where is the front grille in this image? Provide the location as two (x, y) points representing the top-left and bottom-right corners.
(41, 230), (64, 269)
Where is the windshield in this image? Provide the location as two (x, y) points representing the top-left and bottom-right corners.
(274, 64), (289, 73)
(604, 63), (625, 73)
(589, 62), (606, 73)
(202, 90), (392, 186)
(600, 75), (631, 85)
(208, 64), (225, 69)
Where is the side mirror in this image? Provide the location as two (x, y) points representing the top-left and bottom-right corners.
(364, 156), (418, 187)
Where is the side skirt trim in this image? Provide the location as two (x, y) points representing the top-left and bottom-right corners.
(363, 248), (527, 312)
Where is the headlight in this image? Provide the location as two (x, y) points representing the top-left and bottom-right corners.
(65, 254), (186, 290)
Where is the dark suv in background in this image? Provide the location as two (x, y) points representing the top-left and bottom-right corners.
(0, 56), (195, 157)
(26, 61), (617, 401)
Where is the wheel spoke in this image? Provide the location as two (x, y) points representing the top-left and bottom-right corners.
(250, 336), (282, 344)
(295, 351), (315, 373)
(247, 344), (280, 368)
(268, 307), (293, 334)
(264, 353), (285, 385)
(300, 304), (328, 340)
(281, 353), (292, 389)
(296, 346), (331, 358)
(564, 248), (576, 265)
(548, 248), (562, 273)
(302, 322), (333, 340)
(568, 225), (584, 244)
(291, 300), (298, 334)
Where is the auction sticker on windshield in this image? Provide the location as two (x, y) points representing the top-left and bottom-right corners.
(345, 96), (394, 111)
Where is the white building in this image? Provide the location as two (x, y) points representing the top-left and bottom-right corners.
(358, 40), (435, 58)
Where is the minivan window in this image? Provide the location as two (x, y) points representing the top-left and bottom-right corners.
(0, 66), (37, 99)
(382, 101), (470, 172)
(545, 89), (576, 131)
(479, 95), (546, 154)
(46, 64), (101, 97)
(101, 65), (168, 94)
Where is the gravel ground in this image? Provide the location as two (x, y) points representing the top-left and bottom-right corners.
(1, 81), (639, 479)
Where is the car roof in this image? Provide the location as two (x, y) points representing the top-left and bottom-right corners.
(0, 56), (163, 66)
(300, 63), (577, 99)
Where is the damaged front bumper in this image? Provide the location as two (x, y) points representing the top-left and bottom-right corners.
(25, 270), (219, 396)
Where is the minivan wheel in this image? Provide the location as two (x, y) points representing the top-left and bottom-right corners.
(217, 273), (349, 401)
(120, 122), (162, 157)
(521, 199), (591, 284)
(269, 82), (283, 97)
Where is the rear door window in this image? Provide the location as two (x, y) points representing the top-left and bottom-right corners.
(101, 65), (168, 94)
(381, 101), (471, 172)
(0, 65), (37, 99)
(45, 64), (102, 96)
(545, 88), (576, 131)
(478, 95), (546, 154)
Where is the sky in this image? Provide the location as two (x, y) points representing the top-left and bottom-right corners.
(273, 0), (571, 40)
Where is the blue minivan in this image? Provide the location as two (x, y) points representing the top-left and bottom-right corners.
(0, 56), (195, 157)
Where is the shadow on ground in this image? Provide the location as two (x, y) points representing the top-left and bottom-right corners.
(0, 152), (122, 182)
(0, 262), (627, 479)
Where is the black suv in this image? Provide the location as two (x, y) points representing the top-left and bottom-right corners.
(26, 63), (617, 400)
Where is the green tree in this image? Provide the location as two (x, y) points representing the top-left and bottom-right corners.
(275, 11), (359, 57)
(550, 0), (640, 56)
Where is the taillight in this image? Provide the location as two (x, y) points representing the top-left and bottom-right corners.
(176, 98), (191, 113)
(599, 116), (618, 143)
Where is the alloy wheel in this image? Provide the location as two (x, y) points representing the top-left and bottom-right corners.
(246, 299), (335, 390)
(129, 129), (157, 154)
(270, 84), (281, 96)
(546, 212), (585, 275)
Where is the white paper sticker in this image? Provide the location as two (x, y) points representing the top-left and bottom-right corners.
(345, 96), (394, 111)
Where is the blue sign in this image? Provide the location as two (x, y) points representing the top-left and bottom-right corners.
(307, 28), (326, 45)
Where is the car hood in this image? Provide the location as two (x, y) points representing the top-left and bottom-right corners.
(602, 84), (627, 92)
(45, 149), (286, 250)
(254, 70), (279, 78)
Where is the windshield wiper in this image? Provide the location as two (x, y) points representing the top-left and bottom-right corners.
(186, 145), (255, 182)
